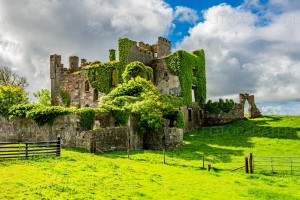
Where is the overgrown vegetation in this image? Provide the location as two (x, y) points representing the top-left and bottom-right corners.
(0, 86), (28, 118)
(59, 90), (71, 107)
(122, 61), (153, 83)
(33, 89), (51, 106)
(1, 116), (300, 199)
(79, 108), (96, 131)
(99, 77), (184, 132)
(25, 106), (73, 126)
(163, 50), (206, 107)
(205, 99), (235, 114)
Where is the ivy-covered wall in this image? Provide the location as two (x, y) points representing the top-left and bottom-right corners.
(163, 50), (206, 107)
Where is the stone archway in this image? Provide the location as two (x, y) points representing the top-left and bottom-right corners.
(239, 93), (261, 118)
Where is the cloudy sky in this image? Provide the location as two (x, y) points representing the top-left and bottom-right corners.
(0, 0), (299, 115)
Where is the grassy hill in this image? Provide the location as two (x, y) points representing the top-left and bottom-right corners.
(1, 115), (300, 199)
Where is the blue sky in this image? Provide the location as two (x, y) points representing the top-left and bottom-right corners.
(0, 0), (299, 115)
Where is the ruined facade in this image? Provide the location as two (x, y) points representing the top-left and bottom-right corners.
(50, 37), (205, 130)
(204, 93), (261, 126)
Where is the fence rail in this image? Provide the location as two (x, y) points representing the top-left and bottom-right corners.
(0, 137), (61, 159)
(250, 153), (300, 175)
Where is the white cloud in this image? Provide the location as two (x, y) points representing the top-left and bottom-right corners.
(176, 2), (300, 104)
(0, 0), (173, 98)
(174, 6), (199, 24)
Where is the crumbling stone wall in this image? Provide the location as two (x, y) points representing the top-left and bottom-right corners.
(204, 104), (244, 126)
(127, 44), (153, 66)
(0, 113), (81, 147)
(60, 70), (103, 108)
(76, 128), (129, 153)
(1, 113), (183, 152)
(179, 104), (203, 132)
(239, 93), (261, 118)
(152, 59), (181, 96)
(203, 93), (261, 126)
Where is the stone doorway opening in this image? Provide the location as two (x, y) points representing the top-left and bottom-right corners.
(239, 93), (261, 118)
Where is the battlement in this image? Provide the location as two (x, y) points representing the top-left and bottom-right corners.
(69, 56), (79, 72)
(158, 36), (171, 46)
(138, 42), (152, 51)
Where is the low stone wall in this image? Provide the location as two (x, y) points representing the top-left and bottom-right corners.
(0, 113), (183, 152)
(143, 127), (184, 150)
(0, 113), (81, 147)
(76, 127), (129, 153)
(204, 104), (245, 126)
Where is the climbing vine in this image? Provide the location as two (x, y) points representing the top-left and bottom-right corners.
(87, 61), (120, 94)
(109, 49), (116, 61)
(163, 50), (206, 107)
(98, 77), (184, 132)
(25, 106), (74, 126)
(59, 90), (71, 107)
(79, 107), (96, 131)
(204, 99), (235, 114)
(122, 61), (153, 83)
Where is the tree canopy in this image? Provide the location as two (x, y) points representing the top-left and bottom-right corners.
(33, 89), (52, 106)
(0, 85), (28, 118)
(0, 66), (28, 87)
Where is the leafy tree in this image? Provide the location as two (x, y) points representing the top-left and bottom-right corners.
(99, 77), (184, 132)
(0, 85), (28, 118)
(0, 66), (28, 87)
(33, 89), (51, 106)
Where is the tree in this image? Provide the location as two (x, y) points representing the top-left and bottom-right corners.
(0, 66), (29, 87)
(33, 89), (51, 106)
(0, 85), (28, 118)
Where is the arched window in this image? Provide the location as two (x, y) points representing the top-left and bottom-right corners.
(85, 80), (89, 92)
(93, 89), (98, 101)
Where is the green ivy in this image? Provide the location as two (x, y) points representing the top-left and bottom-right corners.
(8, 103), (41, 119)
(26, 106), (74, 126)
(205, 99), (235, 114)
(163, 50), (206, 107)
(59, 90), (71, 107)
(79, 108), (96, 131)
(109, 49), (116, 61)
(99, 77), (185, 132)
(87, 61), (120, 94)
(122, 61), (153, 83)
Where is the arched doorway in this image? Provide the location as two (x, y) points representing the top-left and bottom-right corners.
(239, 93), (261, 118)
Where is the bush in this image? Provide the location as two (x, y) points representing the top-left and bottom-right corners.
(205, 99), (235, 114)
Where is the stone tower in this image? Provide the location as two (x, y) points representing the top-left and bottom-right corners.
(50, 54), (64, 105)
(152, 36), (172, 59)
(69, 56), (79, 72)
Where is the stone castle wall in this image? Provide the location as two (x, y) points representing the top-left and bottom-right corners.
(0, 113), (81, 147)
(0, 113), (184, 152)
(204, 104), (244, 126)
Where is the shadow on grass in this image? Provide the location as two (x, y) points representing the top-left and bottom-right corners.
(165, 115), (300, 163)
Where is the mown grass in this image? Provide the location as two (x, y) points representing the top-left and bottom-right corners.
(0, 115), (300, 200)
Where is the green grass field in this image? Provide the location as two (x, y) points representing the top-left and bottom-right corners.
(1, 115), (300, 200)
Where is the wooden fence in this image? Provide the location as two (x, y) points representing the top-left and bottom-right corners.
(246, 153), (300, 175)
(0, 137), (61, 159)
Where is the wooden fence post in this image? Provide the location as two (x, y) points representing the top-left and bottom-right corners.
(202, 154), (205, 169)
(56, 137), (61, 156)
(249, 153), (253, 173)
(25, 143), (28, 159)
(245, 157), (249, 173)
(127, 146), (130, 159)
(207, 163), (211, 171)
(163, 149), (166, 164)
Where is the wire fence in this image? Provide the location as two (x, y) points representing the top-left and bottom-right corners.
(252, 155), (300, 175)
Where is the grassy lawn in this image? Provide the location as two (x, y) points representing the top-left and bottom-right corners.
(0, 115), (300, 200)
